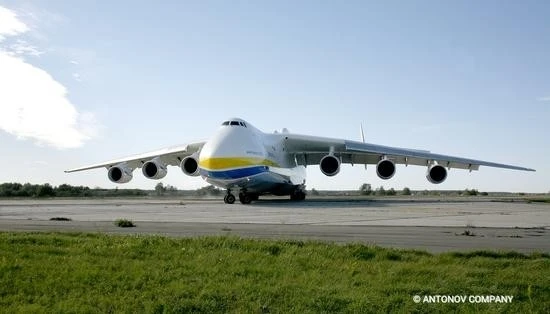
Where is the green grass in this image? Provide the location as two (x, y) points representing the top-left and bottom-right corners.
(0, 233), (548, 313)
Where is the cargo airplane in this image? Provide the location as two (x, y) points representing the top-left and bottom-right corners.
(66, 118), (535, 204)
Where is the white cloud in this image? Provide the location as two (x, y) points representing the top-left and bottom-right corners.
(0, 6), (98, 149)
(9, 39), (44, 56)
(0, 6), (28, 40)
(537, 96), (550, 102)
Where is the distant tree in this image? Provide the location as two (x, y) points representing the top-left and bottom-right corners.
(376, 186), (386, 196)
(56, 184), (72, 197)
(0, 182), (150, 198)
(0, 183), (16, 197)
(166, 184), (178, 192)
(311, 188), (320, 196)
(55, 184), (90, 197)
(359, 183), (372, 195)
(386, 188), (396, 196)
(155, 182), (166, 196)
(464, 189), (479, 196)
(21, 183), (35, 197)
(195, 185), (221, 196)
(402, 187), (411, 195)
(36, 184), (55, 197)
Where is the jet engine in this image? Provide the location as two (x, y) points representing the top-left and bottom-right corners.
(376, 158), (396, 180)
(181, 155), (200, 176)
(320, 155), (341, 176)
(108, 163), (133, 183)
(426, 164), (447, 184)
(142, 158), (167, 180)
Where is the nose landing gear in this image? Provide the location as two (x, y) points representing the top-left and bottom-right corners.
(223, 192), (236, 204)
(223, 190), (259, 204)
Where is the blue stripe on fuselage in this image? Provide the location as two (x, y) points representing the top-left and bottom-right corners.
(199, 166), (268, 180)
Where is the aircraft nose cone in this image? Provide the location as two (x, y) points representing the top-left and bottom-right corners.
(199, 125), (266, 171)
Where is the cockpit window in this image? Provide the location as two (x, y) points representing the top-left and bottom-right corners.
(223, 120), (247, 127)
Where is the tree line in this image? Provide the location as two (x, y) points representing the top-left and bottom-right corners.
(0, 182), (527, 198)
(0, 182), (224, 198)
(0, 183), (147, 198)
(358, 184), (492, 196)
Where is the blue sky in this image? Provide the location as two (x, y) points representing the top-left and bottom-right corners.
(0, 1), (548, 192)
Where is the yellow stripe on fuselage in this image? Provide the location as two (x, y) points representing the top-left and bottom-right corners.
(199, 157), (279, 170)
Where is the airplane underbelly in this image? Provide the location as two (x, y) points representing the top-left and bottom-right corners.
(200, 165), (306, 194)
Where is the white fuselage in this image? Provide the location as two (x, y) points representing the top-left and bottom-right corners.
(198, 119), (306, 195)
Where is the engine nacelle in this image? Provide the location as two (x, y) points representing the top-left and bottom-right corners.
(376, 159), (396, 180)
(426, 164), (447, 184)
(108, 163), (133, 183)
(181, 155), (200, 176)
(142, 158), (167, 180)
(320, 155), (341, 176)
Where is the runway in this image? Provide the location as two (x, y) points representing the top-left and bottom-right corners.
(1, 197), (549, 253)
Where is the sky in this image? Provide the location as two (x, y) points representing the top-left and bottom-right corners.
(0, 1), (548, 192)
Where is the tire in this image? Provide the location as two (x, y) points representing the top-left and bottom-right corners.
(225, 194), (235, 204)
(239, 193), (252, 204)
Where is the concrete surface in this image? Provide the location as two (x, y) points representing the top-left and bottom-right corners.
(1, 198), (549, 253)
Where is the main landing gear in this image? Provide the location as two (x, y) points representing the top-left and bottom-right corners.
(224, 190), (259, 204)
(239, 192), (259, 204)
(290, 189), (306, 201)
(239, 192), (252, 204)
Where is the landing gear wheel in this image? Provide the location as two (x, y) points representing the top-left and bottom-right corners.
(224, 193), (235, 204)
(290, 190), (306, 201)
(239, 192), (252, 204)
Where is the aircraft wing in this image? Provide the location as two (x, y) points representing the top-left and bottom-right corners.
(283, 134), (535, 172)
(65, 141), (205, 173)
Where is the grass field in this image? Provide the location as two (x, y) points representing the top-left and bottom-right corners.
(1, 232), (549, 313)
